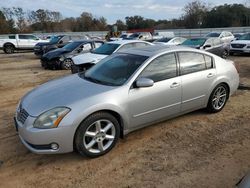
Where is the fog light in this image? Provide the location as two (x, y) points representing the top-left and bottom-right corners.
(51, 143), (59, 150)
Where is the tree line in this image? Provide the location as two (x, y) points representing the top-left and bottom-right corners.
(0, 1), (250, 34)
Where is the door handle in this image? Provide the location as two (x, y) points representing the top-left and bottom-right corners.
(207, 73), (214, 78)
(170, 82), (180, 88)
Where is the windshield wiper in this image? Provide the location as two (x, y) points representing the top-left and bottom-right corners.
(83, 75), (115, 86)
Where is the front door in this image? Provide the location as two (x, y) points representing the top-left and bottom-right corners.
(128, 53), (181, 128)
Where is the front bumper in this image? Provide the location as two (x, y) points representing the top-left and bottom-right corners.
(40, 58), (61, 70)
(14, 116), (74, 154)
(230, 47), (250, 54)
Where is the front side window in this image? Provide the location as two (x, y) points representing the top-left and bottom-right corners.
(179, 52), (206, 75)
(139, 53), (177, 82)
(19, 35), (27, 40)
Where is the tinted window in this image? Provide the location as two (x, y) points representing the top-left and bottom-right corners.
(63, 41), (82, 51)
(92, 43), (120, 55)
(9, 35), (16, 39)
(179, 52), (206, 75)
(239, 33), (250, 40)
(139, 53), (177, 82)
(82, 54), (148, 86)
(182, 38), (206, 46)
(19, 35), (28, 39)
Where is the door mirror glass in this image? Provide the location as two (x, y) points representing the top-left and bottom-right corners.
(135, 78), (154, 88)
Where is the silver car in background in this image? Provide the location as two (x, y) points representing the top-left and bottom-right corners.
(14, 45), (239, 157)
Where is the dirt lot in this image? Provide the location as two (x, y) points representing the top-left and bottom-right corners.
(0, 52), (249, 188)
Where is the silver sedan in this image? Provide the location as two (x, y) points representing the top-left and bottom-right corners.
(14, 45), (239, 157)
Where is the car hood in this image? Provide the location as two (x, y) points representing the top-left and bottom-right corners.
(43, 48), (71, 60)
(21, 74), (115, 116)
(231, 40), (250, 44)
(72, 52), (107, 65)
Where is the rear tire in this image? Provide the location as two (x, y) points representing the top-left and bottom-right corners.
(74, 112), (120, 158)
(206, 83), (229, 113)
(4, 44), (15, 54)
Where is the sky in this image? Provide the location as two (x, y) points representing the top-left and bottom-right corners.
(1, 0), (249, 24)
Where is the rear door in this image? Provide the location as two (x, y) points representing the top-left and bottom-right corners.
(178, 52), (216, 112)
(128, 53), (181, 128)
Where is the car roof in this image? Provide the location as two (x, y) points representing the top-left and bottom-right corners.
(107, 40), (150, 45)
(120, 45), (203, 57)
(71, 39), (103, 43)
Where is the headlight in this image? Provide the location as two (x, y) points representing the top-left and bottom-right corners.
(34, 107), (71, 129)
(59, 56), (65, 61)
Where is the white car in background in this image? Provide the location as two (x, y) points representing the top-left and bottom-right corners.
(230, 33), (250, 54)
(205, 31), (235, 44)
(153, 37), (187, 46)
(71, 40), (153, 73)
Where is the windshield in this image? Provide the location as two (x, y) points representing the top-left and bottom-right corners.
(50, 36), (63, 43)
(129, 33), (140, 38)
(182, 38), (206, 46)
(92, 43), (120, 55)
(155, 38), (172, 43)
(80, 53), (148, 86)
(205, 32), (220, 37)
(239, 33), (250, 40)
(63, 41), (83, 51)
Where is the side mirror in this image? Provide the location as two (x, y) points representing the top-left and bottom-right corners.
(135, 78), (154, 88)
(59, 40), (63, 44)
(203, 44), (211, 49)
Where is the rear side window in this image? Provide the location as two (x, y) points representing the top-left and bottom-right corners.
(139, 53), (177, 82)
(204, 55), (213, 69)
(9, 35), (16, 39)
(178, 52), (206, 75)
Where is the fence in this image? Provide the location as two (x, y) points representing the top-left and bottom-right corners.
(2, 26), (250, 39)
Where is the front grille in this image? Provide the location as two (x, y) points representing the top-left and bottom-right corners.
(231, 44), (246, 48)
(17, 105), (29, 124)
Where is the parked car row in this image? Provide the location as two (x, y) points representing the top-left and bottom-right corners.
(38, 32), (237, 72)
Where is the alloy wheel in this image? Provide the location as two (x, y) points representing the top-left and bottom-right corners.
(212, 86), (227, 110)
(83, 119), (116, 154)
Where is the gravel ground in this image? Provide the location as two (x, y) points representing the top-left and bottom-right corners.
(0, 52), (249, 188)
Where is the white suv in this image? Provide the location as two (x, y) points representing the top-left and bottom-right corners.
(205, 31), (235, 44)
(230, 33), (250, 54)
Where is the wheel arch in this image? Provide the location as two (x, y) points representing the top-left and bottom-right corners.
(3, 42), (15, 48)
(73, 109), (125, 150)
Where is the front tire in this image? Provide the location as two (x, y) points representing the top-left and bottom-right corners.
(206, 84), (229, 113)
(4, 44), (15, 54)
(61, 58), (73, 70)
(74, 112), (120, 158)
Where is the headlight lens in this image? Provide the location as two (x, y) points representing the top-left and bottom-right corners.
(34, 107), (71, 129)
(59, 56), (64, 61)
